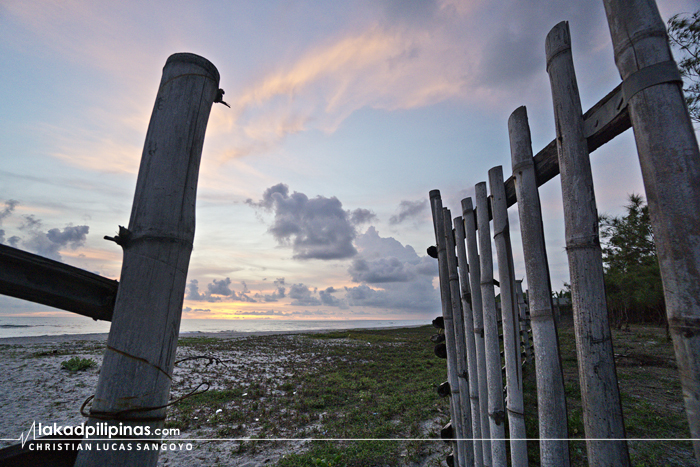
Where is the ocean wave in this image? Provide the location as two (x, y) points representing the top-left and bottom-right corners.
(0, 324), (33, 328)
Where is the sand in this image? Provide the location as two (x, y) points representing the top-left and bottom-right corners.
(0, 327), (447, 467)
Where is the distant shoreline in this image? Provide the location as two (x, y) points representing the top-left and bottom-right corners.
(0, 323), (427, 346)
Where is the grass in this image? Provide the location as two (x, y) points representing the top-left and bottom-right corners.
(60, 356), (97, 372)
(166, 326), (451, 466)
(523, 318), (695, 466)
(165, 321), (694, 466)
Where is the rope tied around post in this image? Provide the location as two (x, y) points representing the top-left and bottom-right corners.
(80, 382), (210, 422)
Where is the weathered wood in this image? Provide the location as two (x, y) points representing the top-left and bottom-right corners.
(514, 280), (531, 366)
(0, 244), (117, 321)
(462, 197), (492, 467)
(75, 53), (221, 467)
(546, 21), (630, 466)
(603, 1), (700, 461)
(444, 208), (474, 467)
(488, 166), (527, 467)
(475, 182), (507, 465)
(509, 105), (570, 467)
(454, 215), (484, 467)
(429, 191), (465, 467)
(501, 83), (630, 212)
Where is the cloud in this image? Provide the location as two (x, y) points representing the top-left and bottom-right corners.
(6, 211), (90, 262)
(0, 200), (19, 245)
(254, 278), (286, 302)
(288, 283), (322, 306)
(247, 183), (374, 260)
(319, 286), (348, 308)
(389, 199), (428, 225)
(208, 277), (233, 296)
(343, 227), (439, 312)
(187, 278), (257, 302)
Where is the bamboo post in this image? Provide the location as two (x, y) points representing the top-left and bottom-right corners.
(602, 0), (700, 460)
(509, 105), (570, 466)
(455, 215), (484, 467)
(546, 22), (630, 466)
(444, 208), (475, 467)
(430, 191), (466, 467)
(488, 166), (527, 467)
(462, 198), (492, 467)
(515, 280), (531, 366)
(75, 53), (221, 467)
(475, 182), (507, 466)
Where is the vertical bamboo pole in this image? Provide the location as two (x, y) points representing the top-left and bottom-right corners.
(546, 22), (630, 466)
(475, 182), (507, 466)
(515, 280), (531, 366)
(509, 105), (570, 467)
(455, 215), (484, 467)
(463, 198), (492, 467)
(488, 166), (527, 467)
(603, 0), (700, 460)
(75, 53), (220, 467)
(444, 208), (475, 467)
(430, 191), (466, 467)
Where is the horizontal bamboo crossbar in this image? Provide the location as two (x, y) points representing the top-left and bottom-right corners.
(480, 83), (630, 223)
(0, 244), (117, 321)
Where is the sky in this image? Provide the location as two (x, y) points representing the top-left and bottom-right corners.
(1, 0), (697, 322)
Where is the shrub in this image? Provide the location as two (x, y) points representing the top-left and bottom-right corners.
(61, 357), (97, 372)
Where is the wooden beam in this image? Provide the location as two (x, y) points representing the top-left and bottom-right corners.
(0, 244), (117, 321)
(501, 82), (630, 212)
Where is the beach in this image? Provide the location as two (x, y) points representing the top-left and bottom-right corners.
(0, 326), (451, 467)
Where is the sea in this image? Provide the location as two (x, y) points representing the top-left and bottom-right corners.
(0, 316), (430, 339)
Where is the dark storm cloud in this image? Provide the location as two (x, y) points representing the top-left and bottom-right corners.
(389, 199), (428, 225)
(247, 183), (375, 260)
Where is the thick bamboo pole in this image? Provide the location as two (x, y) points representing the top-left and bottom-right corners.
(455, 215), (484, 467)
(488, 166), (527, 467)
(75, 53), (220, 467)
(430, 191), (466, 467)
(602, 0), (700, 460)
(546, 22), (630, 466)
(462, 198), (492, 467)
(444, 208), (475, 467)
(509, 105), (570, 467)
(475, 182), (507, 466)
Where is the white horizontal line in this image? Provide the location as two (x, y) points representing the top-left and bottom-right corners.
(7, 438), (700, 442)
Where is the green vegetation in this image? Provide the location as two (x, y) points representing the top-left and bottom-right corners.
(60, 356), (97, 372)
(166, 326), (450, 466)
(668, 9), (700, 123)
(163, 324), (694, 466)
(524, 321), (694, 466)
(599, 194), (665, 327)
